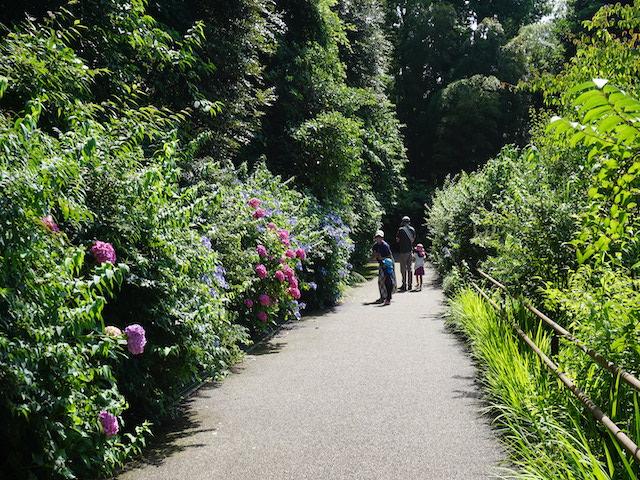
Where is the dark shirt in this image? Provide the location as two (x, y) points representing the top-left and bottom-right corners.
(372, 241), (392, 260)
(396, 226), (416, 253)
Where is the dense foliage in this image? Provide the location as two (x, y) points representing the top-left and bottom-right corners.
(0, 1), (404, 478)
(429, 1), (640, 478)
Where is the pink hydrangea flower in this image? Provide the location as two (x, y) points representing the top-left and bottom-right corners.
(289, 277), (299, 289)
(244, 299), (254, 308)
(248, 197), (261, 209)
(295, 248), (306, 260)
(288, 287), (301, 300)
(253, 208), (266, 219)
(257, 245), (268, 257)
(91, 241), (116, 265)
(124, 324), (146, 355)
(267, 222), (277, 230)
(275, 270), (286, 282)
(99, 411), (119, 437)
(281, 265), (295, 279)
(259, 294), (271, 306)
(41, 215), (60, 233)
(255, 264), (268, 279)
(105, 326), (122, 337)
(278, 229), (290, 246)
(257, 311), (268, 322)
(285, 249), (296, 258)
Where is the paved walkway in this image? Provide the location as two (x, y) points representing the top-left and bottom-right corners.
(119, 266), (503, 480)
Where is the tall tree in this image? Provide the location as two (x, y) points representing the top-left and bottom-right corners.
(386, 0), (536, 182)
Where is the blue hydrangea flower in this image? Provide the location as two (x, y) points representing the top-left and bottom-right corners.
(213, 264), (228, 289)
(201, 236), (212, 249)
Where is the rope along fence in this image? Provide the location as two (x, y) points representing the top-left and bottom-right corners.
(471, 270), (640, 463)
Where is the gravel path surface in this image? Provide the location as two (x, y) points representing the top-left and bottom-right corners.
(118, 266), (503, 480)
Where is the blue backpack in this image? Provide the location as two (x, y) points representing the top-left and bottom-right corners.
(382, 257), (394, 275)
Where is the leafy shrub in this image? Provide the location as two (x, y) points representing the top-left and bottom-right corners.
(199, 163), (354, 330)
(426, 146), (518, 277)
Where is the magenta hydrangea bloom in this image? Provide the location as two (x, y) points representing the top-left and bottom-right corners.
(256, 245), (268, 257)
(267, 222), (277, 230)
(124, 324), (146, 355)
(274, 270), (286, 282)
(295, 248), (306, 260)
(289, 277), (299, 289)
(99, 410), (119, 437)
(285, 249), (296, 258)
(288, 287), (301, 300)
(91, 241), (116, 265)
(105, 326), (122, 337)
(253, 208), (266, 219)
(257, 311), (268, 322)
(248, 197), (261, 209)
(281, 265), (295, 279)
(244, 299), (254, 308)
(259, 294), (271, 306)
(277, 229), (290, 245)
(41, 215), (60, 233)
(255, 264), (268, 279)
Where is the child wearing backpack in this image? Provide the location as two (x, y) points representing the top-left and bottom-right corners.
(381, 257), (395, 305)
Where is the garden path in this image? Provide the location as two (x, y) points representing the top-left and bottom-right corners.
(118, 265), (503, 480)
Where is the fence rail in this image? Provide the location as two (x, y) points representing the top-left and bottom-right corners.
(471, 271), (640, 463)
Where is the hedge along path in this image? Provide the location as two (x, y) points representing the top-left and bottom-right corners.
(119, 266), (503, 480)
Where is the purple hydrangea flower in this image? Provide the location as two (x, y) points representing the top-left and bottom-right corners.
(308, 282), (318, 290)
(259, 294), (271, 306)
(99, 410), (119, 437)
(255, 264), (268, 279)
(124, 324), (146, 355)
(91, 241), (116, 265)
(201, 236), (212, 249)
(244, 299), (254, 308)
(257, 311), (268, 322)
(213, 265), (228, 289)
(257, 245), (268, 257)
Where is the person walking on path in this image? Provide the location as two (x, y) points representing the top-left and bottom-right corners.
(413, 243), (426, 291)
(381, 257), (395, 305)
(372, 230), (395, 304)
(395, 216), (416, 291)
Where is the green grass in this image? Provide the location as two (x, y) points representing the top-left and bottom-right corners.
(448, 288), (637, 479)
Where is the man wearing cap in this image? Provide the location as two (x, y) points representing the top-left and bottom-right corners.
(372, 230), (394, 304)
(396, 216), (416, 291)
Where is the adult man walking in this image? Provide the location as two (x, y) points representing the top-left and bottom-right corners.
(395, 216), (416, 291)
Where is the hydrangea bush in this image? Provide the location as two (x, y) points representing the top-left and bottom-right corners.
(200, 164), (354, 334)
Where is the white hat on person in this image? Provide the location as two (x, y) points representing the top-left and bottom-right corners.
(374, 230), (385, 238)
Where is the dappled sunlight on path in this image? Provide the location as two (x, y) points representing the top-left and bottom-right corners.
(118, 266), (503, 480)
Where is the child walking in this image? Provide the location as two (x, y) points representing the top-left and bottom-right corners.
(413, 243), (426, 291)
(381, 257), (395, 305)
